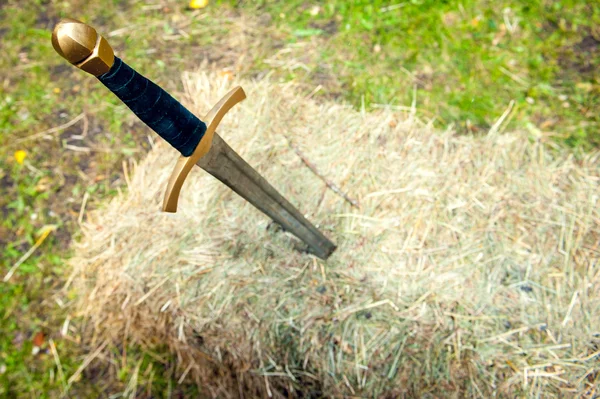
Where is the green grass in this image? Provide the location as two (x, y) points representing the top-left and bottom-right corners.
(0, 0), (598, 397)
(0, 1), (200, 396)
(226, 0), (600, 147)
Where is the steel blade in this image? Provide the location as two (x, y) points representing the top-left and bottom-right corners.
(197, 133), (336, 259)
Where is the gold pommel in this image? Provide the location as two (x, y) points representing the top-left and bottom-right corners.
(52, 18), (114, 76)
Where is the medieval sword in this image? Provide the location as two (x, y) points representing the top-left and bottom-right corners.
(51, 18), (336, 259)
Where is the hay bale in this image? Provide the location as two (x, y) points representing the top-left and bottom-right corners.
(69, 73), (600, 397)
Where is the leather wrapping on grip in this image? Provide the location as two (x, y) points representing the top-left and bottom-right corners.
(97, 57), (206, 156)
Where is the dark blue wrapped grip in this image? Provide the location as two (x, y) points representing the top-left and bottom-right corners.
(97, 57), (206, 156)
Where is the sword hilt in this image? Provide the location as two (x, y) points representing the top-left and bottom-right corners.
(52, 18), (246, 213)
(52, 18), (206, 157)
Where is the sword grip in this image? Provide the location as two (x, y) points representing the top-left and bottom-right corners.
(98, 57), (206, 156)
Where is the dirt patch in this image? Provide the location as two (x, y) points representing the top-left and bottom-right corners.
(558, 34), (600, 80)
(309, 65), (343, 100)
(33, 2), (59, 30)
(577, 34), (600, 52)
(574, 35), (600, 74)
(49, 64), (72, 77)
(310, 19), (338, 36)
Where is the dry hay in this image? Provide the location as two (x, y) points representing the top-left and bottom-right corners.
(69, 73), (600, 398)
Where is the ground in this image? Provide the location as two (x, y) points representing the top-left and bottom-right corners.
(0, 0), (598, 397)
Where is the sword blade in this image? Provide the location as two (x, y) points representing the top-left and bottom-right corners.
(197, 133), (336, 260)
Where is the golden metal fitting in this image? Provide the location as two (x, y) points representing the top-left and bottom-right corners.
(163, 86), (246, 212)
(52, 18), (114, 76)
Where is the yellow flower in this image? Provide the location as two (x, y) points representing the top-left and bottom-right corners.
(14, 150), (27, 164)
(189, 0), (208, 9)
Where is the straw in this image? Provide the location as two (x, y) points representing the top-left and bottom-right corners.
(69, 72), (600, 397)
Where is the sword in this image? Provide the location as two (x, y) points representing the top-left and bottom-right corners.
(51, 18), (336, 260)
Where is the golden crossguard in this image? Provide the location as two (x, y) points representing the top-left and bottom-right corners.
(52, 18), (336, 259)
(163, 86), (246, 212)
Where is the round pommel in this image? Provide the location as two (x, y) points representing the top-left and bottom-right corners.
(52, 18), (114, 76)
